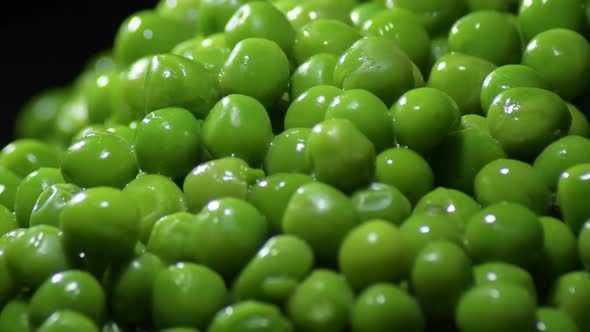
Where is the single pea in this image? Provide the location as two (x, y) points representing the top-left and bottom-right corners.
(339, 220), (411, 292)
(334, 36), (415, 107)
(581, 222), (590, 271)
(198, 0), (254, 36)
(517, 0), (586, 43)
(474, 158), (552, 215)
(70, 125), (109, 144)
(60, 187), (140, 260)
(0, 204), (17, 237)
(146, 212), (199, 264)
(155, 0), (200, 34)
(0, 139), (61, 178)
(282, 182), (358, 266)
(15, 88), (68, 142)
(115, 56), (150, 123)
(232, 235), (314, 304)
(474, 262), (538, 303)
(456, 282), (537, 332)
(468, 0), (518, 12)
(263, 128), (311, 175)
(203, 95), (274, 167)
(0, 298), (32, 332)
(558, 163), (590, 233)
(290, 53), (338, 100)
(113, 10), (193, 67)
(30, 183), (80, 228)
(449, 10), (521, 66)
(533, 135), (590, 191)
(0, 167), (22, 210)
(536, 307), (580, 332)
(548, 271), (590, 332)
(350, 1), (386, 28)
(152, 262), (228, 330)
(284, 85), (342, 130)
(294, 19), (360, 65)
(413, 187), (481, 231)
(208, 301), (293, 332)
(350, 182), (412, 226)
(84, 73), (116, 124)
(464, 202), (544, 269)
(428, 52), (497, 115)
(480, 64), (546, 114)
(460, 114), (488, 132)
(182, 157), (264, 213)
(362, 8), (430, 73)
(286, 0), (354, 31)
(568, 103), (590, 137)
(375, 147), (434, 203)
(103, 252), (166, 326)
(60, 133), (138, 189)
(37, 310), (99, 332)
(287, 269), (354, 332)
(29, 270), (106, 327)
(221, 38), (290, 109)
(144, 54), (223, 119)
(385, 0), (467, 35)
(247, 173), (313, 234)
(14, 167), (64, 228)
(391, 87), (461, 156)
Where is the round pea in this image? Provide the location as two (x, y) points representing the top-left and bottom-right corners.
(534, 217), (579, 288)
(350, 2), (386, 28)
(30, 183), (80, 228)
(548, 271), (590, 332)
(263, 128), (311, 175)
(294, 19), (361, 65)
(198, 0), (254, 36)
(146, 212), (199, 264)
(568, 103), (590, 137)
(14, 167), (64, 228)
(0, 298), (32, 332)
(534, 135), (590, 192)
(413, 187), (481, 231)
(208, 301), (293, 332)
(0, 139), (61, 178)
(155, 0), (200, 34)
(37, 310), (99, 332)
(286, 0), (354, 31)
(290, 53), (338, 100)
(517, 0), (586, 43)
(474, 262), (538, 303)
(385, 0), (467, 35)
(558, 163), (590, 233)
(284, 85), (341, 130)
(350, 182), (412, 226)
(535, 307), (580, 332)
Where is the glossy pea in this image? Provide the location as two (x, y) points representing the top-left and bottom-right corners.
(413, 187), (481, 231)
(533, 135), (590, 191)
(474, 262), (538, 303)
(548, 271), (590, 332)
(175, 39), (231, 75)
(294, 19), (361, 66)
(286, 0), (354, 31)
(37, 310), (99, 332)
(14, 167), (64, 228)
(517, 0), (586, 43)
(263, 128), (311, 175)
(198, 0), (254, 36)
(0, 167), (22, 211)
(208, 301), (293, 332)
(0, 298), (32, 332)
(568, 103), (590, 137)
(84, 73), (116, 124)
(284, 85), (341, 130)
(30, 183), (80, 228)
(535, 307), (580, 332)
(155, 0), (200, 34)
(0, 204), (17, 237)
(350, 182), (412, 226)
(0, 139), (61, 178)
(385, 0), (467, 36)
(460, 114), (488, 132)
(290, 53), (338, 100)
(146, 212), (199, 264)
(558, 163), (590, 233)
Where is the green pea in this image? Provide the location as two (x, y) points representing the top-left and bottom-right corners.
(334, 36), (415, 107)
(468, 0), (518, 12)
(286, 0), (354, 31)
(60, 187), (140, 260)
(0, 247), (17, 306)
(474, 262), (538, 303)
(548, 271), (590, 332)
(208, 301), (293, 332)
(103, 252), (166, 325)
(533, 135), (590, 191)
(152, 262), (228, 330)
(460, 114), (488, 132)
(30, 183), (80, 228)
(385, 0), (467, 36)
(29, 270), (106, 327)
(113, 10), (193, 67)
(282, 182), (358, 266)
(14, 167), (64, 228)
(294, 19), (360, 65)
(287, 269), (354, 332)
(456, 282), (537, 332)
(535, 307), (580, 332)
(183, 157), (264, 212)
(568, 103), (590, 137)
(350, 2), (386, 28)
(263, 128), (311, 175)
(221, 38), (290, 109)
(232, 235), (314, 304)
(115, 57), (150, 123)
(413, 187), (481, 231)
(375, 147), (434, 204)
(284, 85), (341, 130)
(37, 310), (99, 332)
(198, 0), (254, 36)
(0, 204), (17, 237)
(144, 54), (223, 119)
(428, 52), (497, 115)
(465, 202), (544, 269)
(580, 222), (590, 271)
(0, 167), (22, 211)
(0, 139), (61, 178)
(174, 38), (231, 75)
(351, 283), (425, 332)
(15, 88), (68, 142)
(339, 220), (410, 292)
(350, 182), (412, 226)
(146, 212), (199, 263)
(428, 36), (449, 71)
(84, 73), (116, 124)
(0, 298), (32, 332)
(558, 163), (590, 233)
(290, 53), (338, 100)
(391, 87), (461, 155)
(517, 0), (586, 43)
(61, 133), (138, 189)
(53, 93), (90, 145)
(155, 0), (200, 34)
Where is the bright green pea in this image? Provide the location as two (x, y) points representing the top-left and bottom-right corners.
(350, 2), (386, 28)
(14, 167), (64, 228)
(208, 301), (293, 332)
(474, 262), (538, 303)
(282, 182), (358, 266)
(428, 52), (497, 115)
(70, 125), (109, 144)
(568, 103), (590, 137)
(351, 283), (425, 332)
(15, 88), (68, 142)
(152, 262), (228, 330)
(0, 167), (22, 211)
(155, 0), (200, 34)
(456, 282), (537, 332)
(60, 187), (140, 260)
(231, 235), (314, 304)
(290, 53), (338, 100)
(294, 19), (361, 65)
(0, 139), (61, 178)
(391, 87), (461, 155)
(413, 187), (481, 231)
(60, 133), (138, 189)
(362, 8), (430, 73)
(464, 202), (544, 269)
(350, 182), (412, 226)
(580, 222), (590, 271)
(30, 183), (80, 228)
(480, 64), (546, 114)
(286, 0), (355, 31)
(221, 38), (290, 109)
(460, 114), (488, 132)
(0, 298), (32, 332)
(548, 271), (590, 332)
(558, 163), (590, 233)
(536, 307), (580, 332)
(146, 212), (199, 264)
(29, 270), (106, 328)
(522, 29), (590, 101)
(84, 73), (117, 124)
(468, 0), (518, 11)
(114, 57), (150, 123)
(533, 135), (590, 191)
(334, 36), (415, 107)
(284, 85), (341, 130)
(0, 204), (17, 237)
(339, 220), (411, 292)
(103, 252), (166, 326)
(263, 128), (311, 175)
(173, 38), (231, 75)
(192, 198), (268, 280)
(37, 310), (99, 332)
(198, 0), (254, 36)
(287, 269), (354, 332)
(375, 147), (434, 203)
(144, 54), (223, 119)
(449, 10), (521, 66)
(517, 0), (586, 43)
(385, 0), (468, 36)
(113, 10), (193, 67)
(122, 174), (187, 243)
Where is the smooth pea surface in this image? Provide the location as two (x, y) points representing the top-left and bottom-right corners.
(350, 182), (412, 226)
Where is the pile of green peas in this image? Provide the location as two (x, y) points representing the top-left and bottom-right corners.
(4, 0), (590, 331)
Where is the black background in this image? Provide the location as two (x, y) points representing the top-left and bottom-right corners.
(0, 1), (159, 145)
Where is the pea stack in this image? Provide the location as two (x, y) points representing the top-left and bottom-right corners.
(3, 0), (590, 331)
